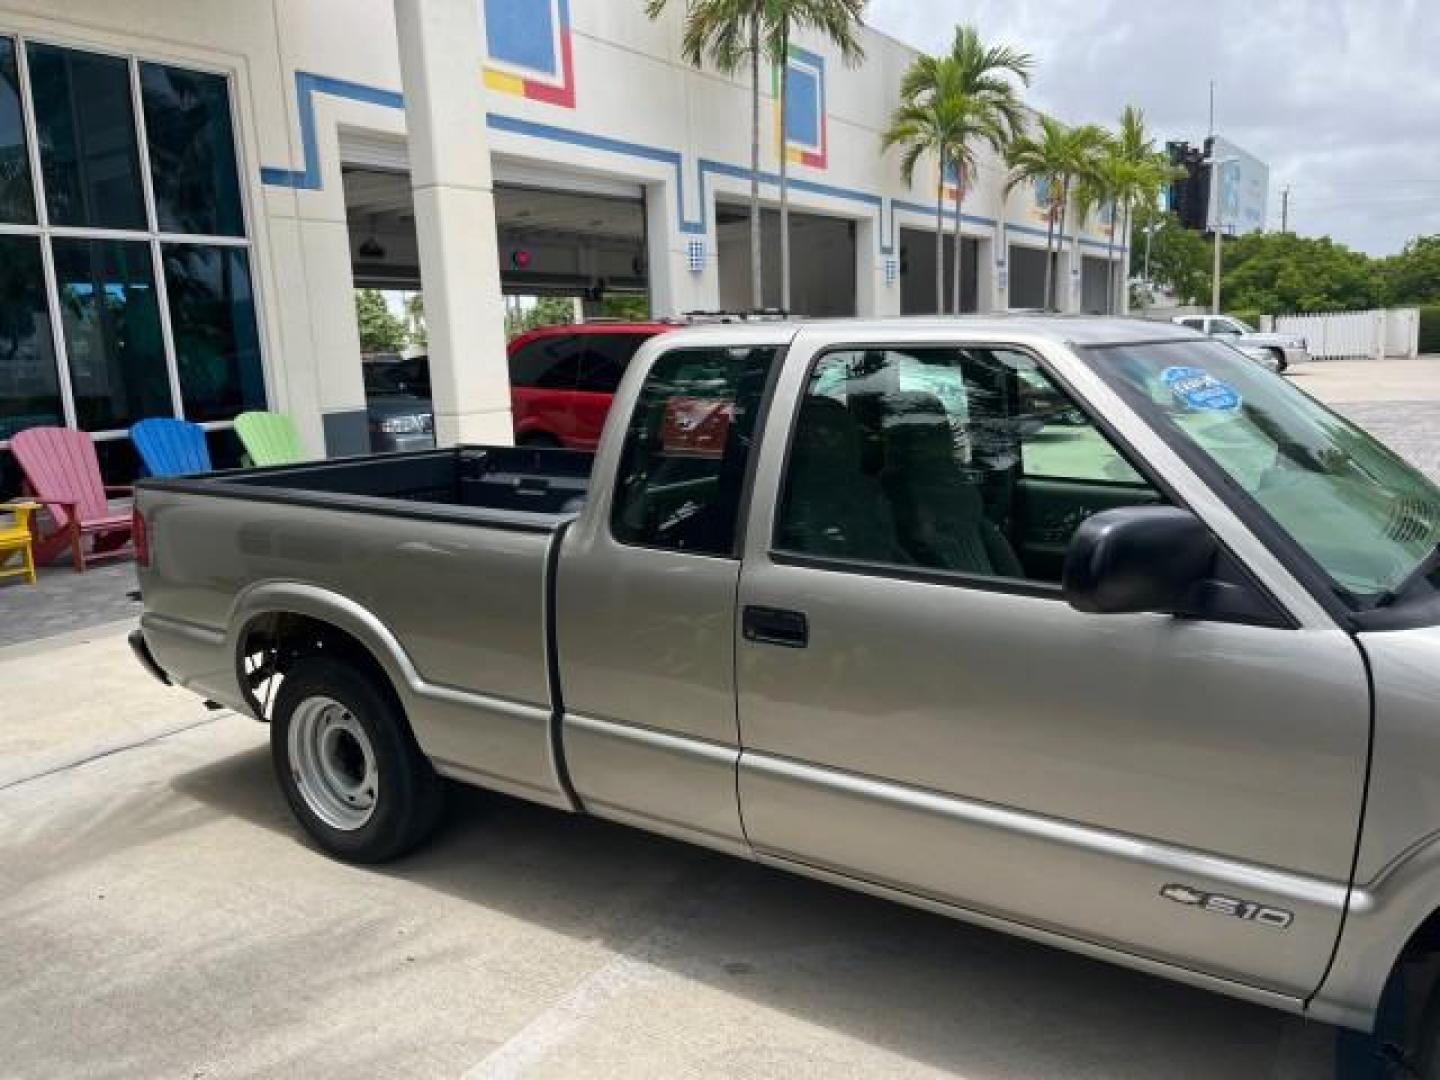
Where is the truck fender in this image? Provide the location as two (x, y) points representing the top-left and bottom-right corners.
(1310, 830), (1440, 1030)
(227, 581), (422, 717)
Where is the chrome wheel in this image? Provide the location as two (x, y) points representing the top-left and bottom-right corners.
(287, 695), (378, 831)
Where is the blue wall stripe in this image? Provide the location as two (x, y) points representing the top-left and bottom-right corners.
(260, 70), (1127, 258)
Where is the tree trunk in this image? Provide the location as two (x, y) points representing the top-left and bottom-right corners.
(1053, 179), (1071, 312)
(748, 17), (762, 310)
(1041, 188), (1055, 312)
(778, 27), (791, 314)
(935, 159), (945, 316)
(1117, 201), (1128, 315)
(1105, 198), (1118, 315)
(952, 173), (966, 315)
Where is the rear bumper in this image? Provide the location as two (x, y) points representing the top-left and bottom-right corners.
(129, 627), (171, 685)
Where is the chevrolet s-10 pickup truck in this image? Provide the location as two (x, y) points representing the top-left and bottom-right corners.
(131, 316), (1440, 1070)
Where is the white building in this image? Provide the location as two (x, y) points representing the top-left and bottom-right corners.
(0, 0), (1125, 483)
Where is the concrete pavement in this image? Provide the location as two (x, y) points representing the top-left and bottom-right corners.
(0, 627), (1338, 1079)
(13, 357), (1440, 1078)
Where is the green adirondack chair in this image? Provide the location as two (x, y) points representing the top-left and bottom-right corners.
(234, 411), (307, 467)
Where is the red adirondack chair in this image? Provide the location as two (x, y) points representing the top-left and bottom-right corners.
(10, 427), (133, 571)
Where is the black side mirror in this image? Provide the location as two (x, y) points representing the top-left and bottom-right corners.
(1063, 507), (1217, 615)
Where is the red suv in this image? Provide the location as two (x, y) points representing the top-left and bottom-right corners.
(507, 321), (673, 449)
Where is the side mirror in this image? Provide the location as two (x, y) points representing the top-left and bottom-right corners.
(1063, 507), (1217, 615)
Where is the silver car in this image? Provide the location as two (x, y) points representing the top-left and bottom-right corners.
(1173, 313), (1310, 372)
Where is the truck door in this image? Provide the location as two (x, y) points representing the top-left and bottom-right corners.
(555, 339), (781, 854)
(734, 329), (1369, 1000)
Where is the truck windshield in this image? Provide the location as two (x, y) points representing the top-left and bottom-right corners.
(1087, 339), (1440, 603)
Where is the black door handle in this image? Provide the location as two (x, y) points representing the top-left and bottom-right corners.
(743, 605), (809, 648)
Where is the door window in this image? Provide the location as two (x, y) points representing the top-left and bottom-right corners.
(775, 345), (1163, 583)
(611, 345), (777, 556)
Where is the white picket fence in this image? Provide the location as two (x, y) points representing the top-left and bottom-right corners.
(1267, 308), (1420, 361)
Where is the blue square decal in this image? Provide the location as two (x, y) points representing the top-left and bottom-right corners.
(785, 65), (820, 149)
(484, 0), (558, 77)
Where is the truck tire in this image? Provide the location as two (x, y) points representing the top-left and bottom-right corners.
(1269, 348), (1289, 374)
(271, 656), (444, 863)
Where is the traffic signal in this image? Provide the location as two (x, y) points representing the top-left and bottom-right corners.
(1166, 141), (1210, 231)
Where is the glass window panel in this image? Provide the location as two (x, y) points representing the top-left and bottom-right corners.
(0, 234), (63, 441)
(611, 345), (777, 556)
(28, 43), (146, 229)
(139, 63), (244, 236)
(777, 346), (1162, 583)
(162, 243), (264, 421)
(0, 38), (35, 224)
(53, 237), (172, 430)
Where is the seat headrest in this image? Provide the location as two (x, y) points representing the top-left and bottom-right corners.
(791, 396), (864, 475)
(877, 392), (956, 470)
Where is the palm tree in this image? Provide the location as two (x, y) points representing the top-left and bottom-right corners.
(764, 0), (865, 314)
(882, 92), (965, 316)
(1111, 106), (1175, 312)
(1075, 144), (1126, 313)
(891, 27), (1030, 316)
(1006, 115), (1108, 311)
(646, 0), (766, 309)
(1076, 108), (1178, 314)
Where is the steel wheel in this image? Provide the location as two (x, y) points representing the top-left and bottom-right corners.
(287, 695), (378, 831)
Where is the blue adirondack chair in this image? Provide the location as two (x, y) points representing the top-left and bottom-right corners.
(129, 418), (213, 478)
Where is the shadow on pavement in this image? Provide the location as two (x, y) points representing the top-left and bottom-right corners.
(170, 743), (1354, 1080)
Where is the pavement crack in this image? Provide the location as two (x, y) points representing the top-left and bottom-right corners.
(0, 714), (226, 793)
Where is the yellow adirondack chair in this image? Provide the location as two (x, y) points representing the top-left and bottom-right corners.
(0, 500), (38, 585)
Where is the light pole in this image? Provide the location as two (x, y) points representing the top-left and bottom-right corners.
(1205, 153), (1238, 315)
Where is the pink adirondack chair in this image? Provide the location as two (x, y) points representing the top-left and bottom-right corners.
(10, 427), (133, 571)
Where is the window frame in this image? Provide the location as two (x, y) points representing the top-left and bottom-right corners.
(765, 339), (1183, 600)
(608, 342), (785, 561)
(0, 31), (263, 455)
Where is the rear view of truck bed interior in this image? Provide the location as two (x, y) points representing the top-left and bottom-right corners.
(223, 446), (593, 516)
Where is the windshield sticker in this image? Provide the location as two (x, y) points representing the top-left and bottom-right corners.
(1161, 366), (1242, 413)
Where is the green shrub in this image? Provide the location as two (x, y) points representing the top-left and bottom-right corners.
(1420, 306), (1440, 356)
(1229, 309), (1264, 330)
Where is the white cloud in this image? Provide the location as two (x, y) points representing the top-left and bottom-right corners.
(866, 0), (1440, 254)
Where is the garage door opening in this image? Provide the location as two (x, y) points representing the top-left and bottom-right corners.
(342, 166), (656, 450)
(1007, 244), (1049, 310)
(1081, 255), (1115, 315)
(899, 226), (978, 315)
(715, 203), (856, 316)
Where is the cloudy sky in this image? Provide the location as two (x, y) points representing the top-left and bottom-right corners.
(866, 0), (1439, 256)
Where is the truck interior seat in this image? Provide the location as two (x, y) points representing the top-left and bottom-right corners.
(878, 392), (1023, 577)
(780, 396), (910, 563)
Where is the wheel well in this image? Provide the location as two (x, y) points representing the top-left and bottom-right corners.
(237, 612), (398, 721)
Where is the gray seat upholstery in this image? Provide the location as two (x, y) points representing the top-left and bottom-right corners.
(780, 396), (909, 563)
(878, 392), (1023, 577)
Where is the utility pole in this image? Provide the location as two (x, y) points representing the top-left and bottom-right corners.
(1280, 185), (1291, 233)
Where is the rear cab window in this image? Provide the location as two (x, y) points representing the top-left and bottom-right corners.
(611, 345), (778, 556)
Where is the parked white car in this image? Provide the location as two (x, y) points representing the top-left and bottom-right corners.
(1172, 315), (1310, 373)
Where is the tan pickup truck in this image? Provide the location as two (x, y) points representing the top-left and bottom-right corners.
(132, 316), (1440, 1073)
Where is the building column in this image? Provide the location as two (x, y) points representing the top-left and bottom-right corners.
(394, 0), (511, 445)
(855, 214), (898, 317)
(645, 179), (716, 317)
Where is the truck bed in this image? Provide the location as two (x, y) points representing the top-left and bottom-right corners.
(135, 443), (594, 806)
(140, 445), (593, 530)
